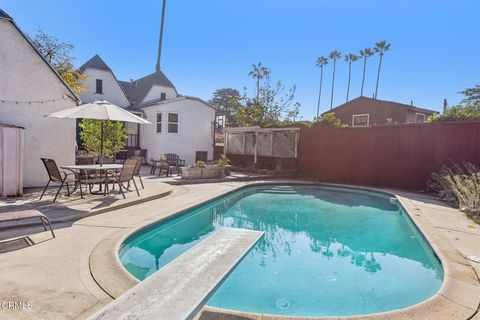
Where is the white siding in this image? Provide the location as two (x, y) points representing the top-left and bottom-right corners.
(79, 68), (129, 107)
(142, 85), (177, 104)
(0, 19), (77, 187)
(142, 99), (214, 165)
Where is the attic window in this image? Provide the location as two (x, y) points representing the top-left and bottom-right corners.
(352, 114), (369, 127)
(160, 93), (166, 101)
(96, 79), (103, 94)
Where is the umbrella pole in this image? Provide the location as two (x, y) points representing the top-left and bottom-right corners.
(100, 121), (104, 166)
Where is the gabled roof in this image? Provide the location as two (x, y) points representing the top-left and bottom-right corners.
(79, 54), (129, 102)
(119, 70), (178, 108)
(0, 8), (79, 102)
(324, 96), (438, 115)
(78, 54), (112, 73)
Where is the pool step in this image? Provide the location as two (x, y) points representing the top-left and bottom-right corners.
(86, 227), (264, 320)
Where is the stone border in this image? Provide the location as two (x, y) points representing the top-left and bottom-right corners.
(89, 181), (480, 319)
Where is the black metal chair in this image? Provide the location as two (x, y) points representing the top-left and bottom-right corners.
(40, 158), (82, 203)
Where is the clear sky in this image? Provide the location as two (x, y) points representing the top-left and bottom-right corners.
(1, 0), (478, 119)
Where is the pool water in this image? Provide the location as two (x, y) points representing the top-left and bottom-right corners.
(119, 185), (443, 317)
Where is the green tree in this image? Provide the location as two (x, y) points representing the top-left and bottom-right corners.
(30, 28), (87, 95)
(460, 85), (480, 104)
(329, 51), (342, 109)
(315, 56), (329, 119)
(429, 102), (480, 122)
(373, 40), (391, 99)
(79, 120), (127, 159)
(208, 88), (241, 127)
(359, 48), (374, 96)
(344, 53), (359, 102)
(233, 75), (301, 127)
(314, 112), (345, 128)
(248, 62), (271, 101)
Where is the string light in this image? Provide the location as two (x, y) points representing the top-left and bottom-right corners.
(0, 94), (73, 105)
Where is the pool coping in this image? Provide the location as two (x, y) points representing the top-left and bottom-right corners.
(88, 180), (480, 320)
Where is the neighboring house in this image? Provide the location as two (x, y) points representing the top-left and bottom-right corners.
(325, 96), (438, 127)
(0, 9), (79, 187)
(79, 54), (216, 164)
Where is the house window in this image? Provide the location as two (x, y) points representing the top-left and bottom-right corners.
(196, 151), (208, 162)
(352, 114), (369, 127)
(416, 113), (425, 123)
(156, 113), (162, 133)
(95, 79), (103, 94)
(168, 113), (179, 133)
(160, 92), (166, 101)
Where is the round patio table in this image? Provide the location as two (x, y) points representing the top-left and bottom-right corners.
(62, 164), (123, 195)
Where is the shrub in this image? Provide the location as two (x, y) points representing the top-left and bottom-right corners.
(314, 112), (345, 128)
(215, 154), (231, 167)
(428, 102), (480, 122)
(429, 162), (480, 223)
(194, 161), (207, 168)
(79, 119), (127, 158)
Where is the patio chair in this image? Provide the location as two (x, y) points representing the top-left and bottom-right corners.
(107, 158), (140, 199)
(40, 158), (82, 203)
(165, 153), (185, 176)
(133, 156), (144, 189)
(139, 149), (147, 164)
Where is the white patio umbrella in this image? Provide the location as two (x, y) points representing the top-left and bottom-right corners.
(46, 100), (151, 165)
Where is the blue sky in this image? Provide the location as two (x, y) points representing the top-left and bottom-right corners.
(1, 0), (478, 119)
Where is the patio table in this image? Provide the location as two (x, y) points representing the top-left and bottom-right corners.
(61, 164), (123, 195)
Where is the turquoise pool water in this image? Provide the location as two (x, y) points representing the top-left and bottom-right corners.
(119, 185), (443, 317)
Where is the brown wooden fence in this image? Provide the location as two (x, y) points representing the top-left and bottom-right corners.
(297, 121), (480, 190)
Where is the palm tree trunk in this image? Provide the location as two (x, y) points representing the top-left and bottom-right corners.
(361, 57), (367, 96)
(256, 77), (260, 102)
(374, 53), (383, 99)
(316, 67), (323, 119)
(346, 62), (352, 102)
(330, 60), (336, 109)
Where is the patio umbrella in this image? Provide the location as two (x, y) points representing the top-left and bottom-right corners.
(46, 100), (151, 165)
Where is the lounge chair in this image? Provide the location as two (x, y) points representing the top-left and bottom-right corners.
(0, 210), (55, 238)
(107, 158), (140, 199)
(40, 158), (81, 203)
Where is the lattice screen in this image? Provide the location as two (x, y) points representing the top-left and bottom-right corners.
(226, 129), (298, 158)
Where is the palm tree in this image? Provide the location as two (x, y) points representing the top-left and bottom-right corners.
(344, 53), (359, 102)
(359, 48), (374, 96)
(373, 40), (391, 99)
(329, 50), (342, 109)
(248, 62), (271, 101)
(315, 56), (328, 119)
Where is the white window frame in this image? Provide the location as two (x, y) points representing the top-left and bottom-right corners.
(352, 114), (369, 127)
(167, 112), (180, 135)
(415, 113), (425, 123)
(155, 112), (163, 134)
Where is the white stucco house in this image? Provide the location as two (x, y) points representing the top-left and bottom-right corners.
(0, 9), (79, 187)
(78, 54), (216, 165)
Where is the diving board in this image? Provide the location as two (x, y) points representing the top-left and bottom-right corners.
(87, 227), (264, 320)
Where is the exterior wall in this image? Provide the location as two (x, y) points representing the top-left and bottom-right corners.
(141, 99), (214, 165)
(142, 85), (177, 104)
(79, 68), (129, 107)
(331, 103), (408, 126)
(0, 19), (77, 187)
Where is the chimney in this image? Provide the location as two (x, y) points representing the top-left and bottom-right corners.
(155, 0), (167, 72)
(410, 100), (413, 106)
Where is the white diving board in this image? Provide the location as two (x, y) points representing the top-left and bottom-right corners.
(87, 227), (264, 320)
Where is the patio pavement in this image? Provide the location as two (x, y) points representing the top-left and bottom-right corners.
(0, 181), (478, 320)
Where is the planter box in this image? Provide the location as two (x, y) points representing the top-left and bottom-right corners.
(181, 166), (226, 180)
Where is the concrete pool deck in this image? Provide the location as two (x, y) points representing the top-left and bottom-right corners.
(0, 180), (479, 320)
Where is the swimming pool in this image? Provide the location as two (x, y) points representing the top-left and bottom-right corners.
(119, 184), (443, 317)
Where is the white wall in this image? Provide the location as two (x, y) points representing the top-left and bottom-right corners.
(141, 98), (215, 165)
(142, 85), (177, 104)
(79, 68), (129, 107)
(0, 19), (77, 187)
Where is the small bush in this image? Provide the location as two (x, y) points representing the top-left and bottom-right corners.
(314, 112), (345, 128)
(428, 102), (480, 122)
(215, 154), (231, 167)
(194, 161), (207, 168)
(429, 162), (480, 223)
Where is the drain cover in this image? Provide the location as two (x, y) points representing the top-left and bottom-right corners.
(276, 298), (289, 309)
